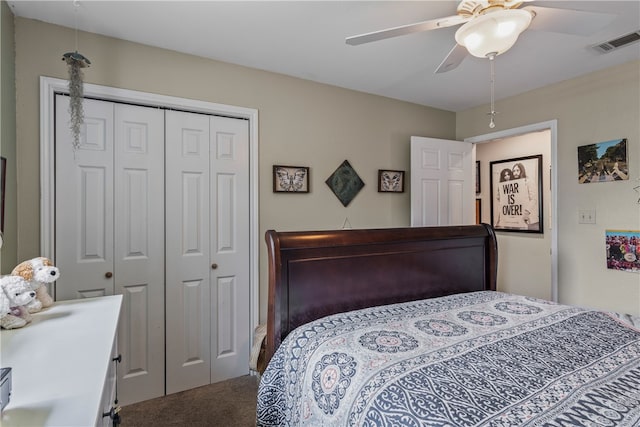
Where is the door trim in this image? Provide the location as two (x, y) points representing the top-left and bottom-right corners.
(39, 76), (260, 335)
(464, 120), (558, 302)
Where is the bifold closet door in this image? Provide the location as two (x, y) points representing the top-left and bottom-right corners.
(165, 110), (250, 394)
(55, 95), (166, 405)
(56, 96), (115, 300)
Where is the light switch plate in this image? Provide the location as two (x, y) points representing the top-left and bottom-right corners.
(578, 209), (596, 224)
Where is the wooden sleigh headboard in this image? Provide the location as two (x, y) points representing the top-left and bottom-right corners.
(264, 224), (498, 366)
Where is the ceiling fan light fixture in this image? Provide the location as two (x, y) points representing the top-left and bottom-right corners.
(455, 9), (532, 58)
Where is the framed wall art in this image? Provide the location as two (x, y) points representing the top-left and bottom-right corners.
(273, 165), (309, 193)
(490, 154), (543, 233)
(578, 138), (628, 184)
(326, 160), (364, 207)
(378, 169), (405, 193)
(605, 230), (640, 273)
(476, 161), (481, 194)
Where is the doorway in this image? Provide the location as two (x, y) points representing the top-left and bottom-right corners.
(466, 120), (558, 301)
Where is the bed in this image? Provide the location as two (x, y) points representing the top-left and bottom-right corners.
(256, 224), (640, 426)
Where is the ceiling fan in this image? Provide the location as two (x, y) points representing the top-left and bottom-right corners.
(346, 0), (616, 73)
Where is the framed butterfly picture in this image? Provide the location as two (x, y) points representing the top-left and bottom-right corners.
(378, 169), (405, 193)
(273, 165), (310, 193)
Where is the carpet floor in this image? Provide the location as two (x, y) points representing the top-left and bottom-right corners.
(119, 375), (259, 427)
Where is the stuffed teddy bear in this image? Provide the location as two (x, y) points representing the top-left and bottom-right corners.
(11, 257), (58, 314)
(0, 275), (37, 329)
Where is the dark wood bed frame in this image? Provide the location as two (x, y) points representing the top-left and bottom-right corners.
(264, 224), (498, 366)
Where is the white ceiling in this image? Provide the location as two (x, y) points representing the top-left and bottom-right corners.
(8, 0), (640, 112)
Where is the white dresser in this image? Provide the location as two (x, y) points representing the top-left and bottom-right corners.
(0, 295), (122, 426)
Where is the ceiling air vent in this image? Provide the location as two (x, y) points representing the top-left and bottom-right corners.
(592, 31), (640, 53)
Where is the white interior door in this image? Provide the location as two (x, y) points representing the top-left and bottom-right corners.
(165, 111), (250, 393)
(209, 116), (250, 382)
(410, 136), (475, 226)
(113, 103), (165, 405)
(56, 96), (115, 299)
(165, 111), (212, 393)
(55, 95), (165, 405)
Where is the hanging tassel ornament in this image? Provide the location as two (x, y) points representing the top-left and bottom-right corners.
(62, 51), (90, 149)
(62, 0), (91, 150)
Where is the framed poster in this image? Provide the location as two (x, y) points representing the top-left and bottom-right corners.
(378, 169), (405, 193)
(475, 161), (481, 193)
(273, 165), (309, 193)
(490, 154), (543, 233)
(606, 230), (640, 273)
(578, 138), (628, 184)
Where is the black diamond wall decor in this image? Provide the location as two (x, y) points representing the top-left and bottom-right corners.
(325, 160), (365, 207)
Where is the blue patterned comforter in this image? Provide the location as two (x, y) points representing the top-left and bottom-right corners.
(257, 291), (640, 426)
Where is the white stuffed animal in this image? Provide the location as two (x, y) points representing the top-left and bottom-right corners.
(0, 281), (10, 325)
(11, 257), (58, 313)
(0, 275), (37, 329)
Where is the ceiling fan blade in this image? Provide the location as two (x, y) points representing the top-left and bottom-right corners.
(435, 44), (468, 74)
(525, 5), (616, 36)
(346, 14), (469, 46)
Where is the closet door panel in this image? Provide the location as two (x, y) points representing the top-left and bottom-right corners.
(182, 172), (207, 253)
(114, 104), (165, 404)
(55, 96), (115, 300)
(165, 110), (212, 394)
(209, 116), (250, 383)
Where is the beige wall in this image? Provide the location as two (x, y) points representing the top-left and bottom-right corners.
(11, 17), (640, 319)
(0, 0), (16, 272)
(13, 17), (455, 321)
(458, 60), (640, 316)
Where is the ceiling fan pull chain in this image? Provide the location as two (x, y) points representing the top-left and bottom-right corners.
(488, 53), (497, 129)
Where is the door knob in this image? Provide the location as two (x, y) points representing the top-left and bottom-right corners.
(211, 263), (218, 270)
(105, 272), (113, 278)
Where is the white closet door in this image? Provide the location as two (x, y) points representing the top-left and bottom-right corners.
(165, 111), (250, 393)
(209, 115), (250, 383)
(165, 110), (212, 393)
(56, 96), (165, 405)
(114, 104), (165, 405)
(55, 95), (115, 300)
